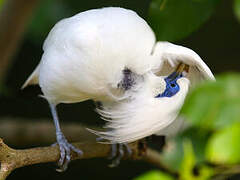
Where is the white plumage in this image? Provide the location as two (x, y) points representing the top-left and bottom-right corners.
(23, 7), (214, 149)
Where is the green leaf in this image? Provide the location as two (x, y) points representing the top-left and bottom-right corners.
(181, 73), (240, 130)
(161, 128), (208, 171)
(133, 170), (174, 180)
(148, 0), (220, 41)
(206, 123), (240, 164)
(196, 165), (214, 180)
(233, 0), (240, 22)
(180, 129), (209, 164)
(161, 135), (213, 179)
(179, 140), (196, 180)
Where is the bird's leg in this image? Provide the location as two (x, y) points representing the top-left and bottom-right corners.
(49, 103), (83, 172)
(108, 143), (132, 167)
(96, 137), (132, 167)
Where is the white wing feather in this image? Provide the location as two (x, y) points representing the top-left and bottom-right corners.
(151, 42), (215, 84)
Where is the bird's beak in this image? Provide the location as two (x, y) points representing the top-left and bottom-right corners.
(176, 63), (189, 74)
(169, 63), (189, 80)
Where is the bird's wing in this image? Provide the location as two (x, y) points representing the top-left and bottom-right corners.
(152, 42), (215, 85)
(21, 64), (40, 89)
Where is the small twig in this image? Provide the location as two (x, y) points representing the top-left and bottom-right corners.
(212, 164), (240, 179)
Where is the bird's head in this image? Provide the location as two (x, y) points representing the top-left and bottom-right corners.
(155, 63), (189, 98)
(91, 64), (190, 143)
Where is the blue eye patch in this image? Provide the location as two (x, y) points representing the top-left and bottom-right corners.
(155, 72), (183, 98)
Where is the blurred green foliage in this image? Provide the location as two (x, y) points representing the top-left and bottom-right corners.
(180, 140), (213, 180)
(148, 0), (220, 41)
(182, 73), (240, 130)
(206, 123), (240, 164)
(0, 0), (4, 11)
(133, 170), (174, 180)
(180, 140), (196, 180)
(161, 128), (209, 171)
(0, 0), (3, 6)
(234, 0), (240, 22)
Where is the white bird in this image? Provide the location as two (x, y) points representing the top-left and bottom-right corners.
(22, 7), (215, 170)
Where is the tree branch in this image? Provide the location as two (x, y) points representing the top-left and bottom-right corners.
(0, 138), (140, 180)
(0, 118), (174, 180)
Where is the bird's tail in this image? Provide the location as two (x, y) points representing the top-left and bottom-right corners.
(21, 64), (40, 89)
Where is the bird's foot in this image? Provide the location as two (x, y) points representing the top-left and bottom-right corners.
(108, 143), (132, 167)
(55, 132), (83, 172)
(96, 137), (132, 167)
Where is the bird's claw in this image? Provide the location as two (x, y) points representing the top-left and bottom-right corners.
(55, 132), (83, 172)
(108, 143), (132, 168)
(96, 137), (132, 167)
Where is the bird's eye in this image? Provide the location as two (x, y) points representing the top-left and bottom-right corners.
(170, 83), (176, 88)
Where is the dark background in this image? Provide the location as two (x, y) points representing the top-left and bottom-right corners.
(0, 0), (239, 179)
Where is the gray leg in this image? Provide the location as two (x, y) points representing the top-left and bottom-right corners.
(49, 103), (83, 172)
(108, 143), (132, 167)
(97, 138), (132, 167)
(96, 135), (132, 167)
